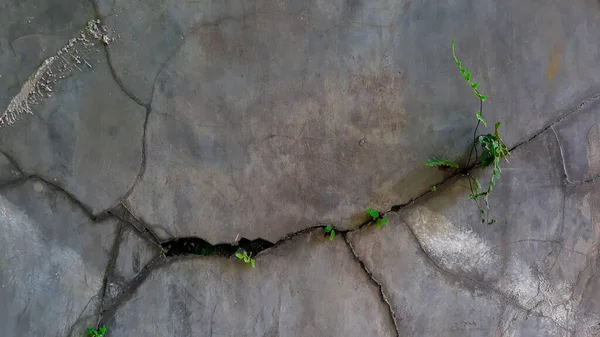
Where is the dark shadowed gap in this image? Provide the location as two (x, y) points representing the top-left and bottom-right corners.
(161, 237), (274, 257)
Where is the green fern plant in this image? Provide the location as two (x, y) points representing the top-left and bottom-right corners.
(235, 250), (256, 268)
(324, 225), (336, 241)
(425, 40), (510, 224)
(86, 327), (107, 337)
(366, 208), (389, 228)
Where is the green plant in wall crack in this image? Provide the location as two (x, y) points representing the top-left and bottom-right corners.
(424, 40), (510, 224)
(424, 158), (459, 170)
(86, 326), (107, 337)
(366, 208), (389, 228)
(324, 225), (336, 241)
(235, 250), (256, 268)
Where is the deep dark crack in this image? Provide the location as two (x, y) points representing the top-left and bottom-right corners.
(161, 237), (274, 257)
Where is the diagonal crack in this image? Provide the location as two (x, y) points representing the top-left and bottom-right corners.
(101, 45), (149, 108)
(95, 223), (125, 327)
(108, 203), (162, 247)
(342, 233), (401, 337)
(397, 215), (575, 334)
(98, 253), (169, 324)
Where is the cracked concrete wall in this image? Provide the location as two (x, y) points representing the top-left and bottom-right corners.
(1, 0), (600, 336)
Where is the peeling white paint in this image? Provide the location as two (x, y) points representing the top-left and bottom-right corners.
(0, 20), (115, 128)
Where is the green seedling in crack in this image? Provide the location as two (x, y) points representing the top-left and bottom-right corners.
(235, 250), (256, 268)
(366, 208), (389, 229)
(324, 225), (336, 241)
(424, 40), (510, 224)
(86, 326), (107, 337)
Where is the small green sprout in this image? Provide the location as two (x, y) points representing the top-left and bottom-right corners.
(452, 40), (486, 101)
(430, 185), (437, 192)
(365, 208), (389, 229)
(86, 327), (107, 337)
(235, 250), (255, 268)
(324, 225), (336, 241)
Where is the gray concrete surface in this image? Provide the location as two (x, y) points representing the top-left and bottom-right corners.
(1, 0), (600, 335)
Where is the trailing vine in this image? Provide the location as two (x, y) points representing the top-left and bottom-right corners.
(425, 41), (510, 224)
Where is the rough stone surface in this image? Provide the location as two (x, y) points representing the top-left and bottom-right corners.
(0, 0), (93, 112)
(348, 215), (570, 337)
(105, 225), (161, 301)
(347, 126), (600, 335)
(120, 0), (600, 243)
(0, 152), (22, 185)
(2, 0), (600, 335)
(106, 232), (396, 336)
(0, 45), (146, 215)
(0, 179), (118, 337)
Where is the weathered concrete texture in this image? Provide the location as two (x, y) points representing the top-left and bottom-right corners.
(0, 46), (146, 215)
(0, 152), (22, 185)
(0, 0), (93, 112)
(105, 225), (161, 302)
(348, 214), (569, 337)
(553, 98), (600, 182)
(113, 0), (600, 243)
(98, 0), (247, 104)
(106, 232), (396, 336)
(0, 178), (119, 337)
(347, 127), (600, 335)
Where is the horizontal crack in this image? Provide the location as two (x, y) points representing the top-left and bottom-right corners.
(161, 237), (274, 257)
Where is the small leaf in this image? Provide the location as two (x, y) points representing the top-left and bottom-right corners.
(475, 92), (486, 101)
(460, 68), (466, 74)
(366, 208), (379, 219)
(494, 122), (502, 138)
(464, 72), (471, 81)
(473, 176), (481, 190)
(480, 209), (485, 214)
(329, 230), (335, 241)
(430, 185), (437, 192)
(476, 111), (487, 127)
(471, 82), (479, 89)
(251, 259), (256, 268)
(235, 253), (244, 259)
(324, 225), (333, 233)
(376, 218), (382, 229)
(383, 216), (389, 227)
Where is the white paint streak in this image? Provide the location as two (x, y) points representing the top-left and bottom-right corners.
(0, 20), (115, 128)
